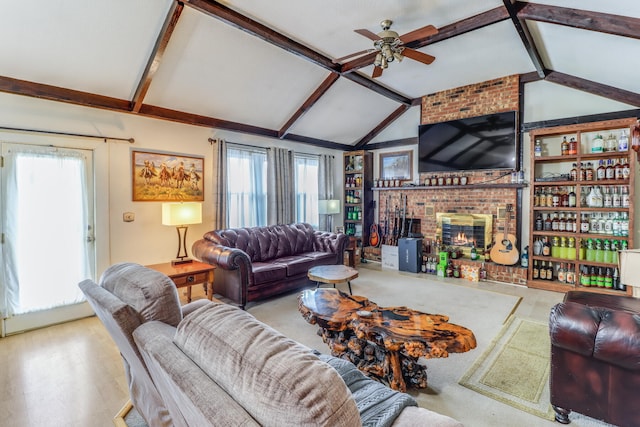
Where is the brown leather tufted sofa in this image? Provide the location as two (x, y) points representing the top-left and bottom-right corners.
(192, 223), (348, 309)
(549, 290), (640, 427)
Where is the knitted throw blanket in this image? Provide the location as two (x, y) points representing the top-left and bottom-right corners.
(318, 353), (418, 427)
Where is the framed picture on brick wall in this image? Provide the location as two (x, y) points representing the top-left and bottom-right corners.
(380, 150), (412, 181)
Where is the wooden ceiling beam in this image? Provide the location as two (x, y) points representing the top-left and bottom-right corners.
(0, 75), (132, 111)
(184, 0), (339, 72)
(131, 2), (183, 113)
(517, 2), (640, 40)
(342, 7), (509, 73)
(545, 70), (640, 107)
(278, 73), (339, 139)
(503, 0), (545, 78)
(354, 104), (410, 149)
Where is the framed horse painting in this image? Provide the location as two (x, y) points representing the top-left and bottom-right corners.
(131, 150), (204, 202)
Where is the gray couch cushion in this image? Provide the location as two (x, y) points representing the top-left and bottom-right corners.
(134, 320), (260, 427)
(100, 262), (183, 327)
(174, 303), (362, 427)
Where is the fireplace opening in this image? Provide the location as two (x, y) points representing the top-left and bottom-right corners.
(436, 213), (493, 256)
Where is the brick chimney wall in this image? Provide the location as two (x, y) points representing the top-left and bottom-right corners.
(377, 75), (527, 285)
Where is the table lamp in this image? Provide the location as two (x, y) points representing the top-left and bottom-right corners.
(318, 199), (341, 232)
(162, 202), (202, 266)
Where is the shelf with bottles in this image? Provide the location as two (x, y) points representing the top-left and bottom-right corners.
(344, 174), (364, 189)
(533, 210), (630, 236)
(532, 120), (632, 159)
(531, 260), (577, 286)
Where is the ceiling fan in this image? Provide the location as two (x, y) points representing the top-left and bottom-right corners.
(338, 20), (438, 78)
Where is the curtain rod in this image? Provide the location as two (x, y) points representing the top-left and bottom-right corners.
(0, 126), (134, 143)
(208, 137), (333, 158)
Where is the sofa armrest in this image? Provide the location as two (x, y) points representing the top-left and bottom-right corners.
(550, 301), (640, 371)
(192, 239), (251, 271)
(313, 231), (348, 261)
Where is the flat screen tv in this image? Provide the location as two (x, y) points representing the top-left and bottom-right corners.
(418, 111), (517, 173)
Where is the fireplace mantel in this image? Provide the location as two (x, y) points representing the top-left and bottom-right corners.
(373, 183), (527, 191)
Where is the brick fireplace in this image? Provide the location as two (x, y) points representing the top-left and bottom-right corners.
(370, 75), (527, 285)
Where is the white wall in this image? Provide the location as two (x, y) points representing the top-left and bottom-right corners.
(0, 92), (343, 277)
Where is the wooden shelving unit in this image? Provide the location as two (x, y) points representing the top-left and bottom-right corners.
(528, 118), (636, 295)
(343, 150), (373, 252)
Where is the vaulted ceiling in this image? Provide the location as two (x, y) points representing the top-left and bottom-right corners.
(1, 0), (639, 150)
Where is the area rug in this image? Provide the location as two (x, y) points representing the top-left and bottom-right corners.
(459, 315), (555, 421)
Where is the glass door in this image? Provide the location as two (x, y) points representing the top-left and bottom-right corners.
(0, 143), (96, 335)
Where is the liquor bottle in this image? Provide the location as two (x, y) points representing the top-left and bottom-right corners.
(521, 246), (529, 268)
(542, 237), (551, 256)
(546, 261), (554, 281)
(551, 236), (560, 258)
(605, 134), (617, 153)
(552, 213), (559, 231)
(534, 139), (543, 157)
(561, 187), (569, 207)
(566, 264), (576, 285)
(614, 160), (624, 180)
(446, 260), (454, 278)
(605, 159), (615, 180)
(453, 264), (460, 278)
(568, 186), (577, 207)
(533, 188), (540, 207)
(585, 162), (594, 181)
(479, 262), (487, 281)
(596, 160), (606, 180)
(558, 213), (566, 232)
(569, 137), (578, 155)
(470, 244), (478, 261)
(622, 158), (630, 180)
(570, 163), (578, 181)
(557, 263), (566, 283)
(539, 261), (547, 280)
(580, 265), (591, 287)
(552, 187), (560, 207)
(546, 187), (554, 207)
(596, 267), (605, 288)
(613, 267), (620, 290)
(619, 130), (629, 152)
(568, 237), (576, 260)
(579, 162), (586, 181)
(561, 136), (569, 155)
(590, 266), (598, 287)
(604, 268), (613, 288)
(544, 213), (552, 231)
(532, 260), (539, 280)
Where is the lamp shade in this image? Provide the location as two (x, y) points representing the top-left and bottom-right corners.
(162, 202), (202, 226)
(318, 199), (341, 215)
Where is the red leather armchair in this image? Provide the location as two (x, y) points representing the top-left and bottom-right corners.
(549, 290), (640, 426)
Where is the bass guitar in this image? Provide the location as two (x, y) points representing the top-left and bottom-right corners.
(490, 204), (519, 265)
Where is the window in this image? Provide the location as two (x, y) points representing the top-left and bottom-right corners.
(226, 146), (267, 228)
(294, 154), (319, 227)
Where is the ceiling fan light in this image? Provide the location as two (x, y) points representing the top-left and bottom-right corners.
(381, 44), (394, 62)
(380, 56), (388, 69)
(374, 53), (383, 67)
(393, 51), (404, 63)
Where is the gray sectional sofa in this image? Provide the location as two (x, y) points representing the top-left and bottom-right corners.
(80, 263), (463, 427)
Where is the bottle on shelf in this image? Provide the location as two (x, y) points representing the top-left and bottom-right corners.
(539, 261), (547, 280)
(592, 134), (604, 153)
(585, 162), (594, 181)
(605, 134), (617, 152)
(542, 237), (551, 256)
(569, 137), (578, 155)
(596, 160), (606, 180)
(580, 265), (591, 287)
(566, 264), (576, 285)
(521, 246), (529, 268)
(570, 163), (578, 181)
(532, 260), (539, 280)
(546, 261), (554, 281)
(557, 263), (566, 283)
(619, 130), (629, 152)
(561, 136), (569, 155)
(534, 139), (543, 157)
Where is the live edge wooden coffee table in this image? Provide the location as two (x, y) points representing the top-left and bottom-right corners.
(298, 288), (476, 392)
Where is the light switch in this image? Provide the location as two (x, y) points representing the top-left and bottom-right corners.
(123, 212), (135, 222)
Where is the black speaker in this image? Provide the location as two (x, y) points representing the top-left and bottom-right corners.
(398, 238), (422, 273)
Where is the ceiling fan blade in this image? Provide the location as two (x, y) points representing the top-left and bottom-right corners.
(333, 49), (375, 63)
(354, 28), (381, 41)
(402, 48), (436, 65)
(399, 24), (438, 44)
(372, 66), (383, 78)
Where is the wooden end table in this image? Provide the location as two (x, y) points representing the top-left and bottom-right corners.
(308, 264), (358, 295)
(146, 261), (215, 303)
(298, 288), (476, 392)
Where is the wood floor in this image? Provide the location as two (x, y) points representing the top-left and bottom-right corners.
(0, 269), (563, 427)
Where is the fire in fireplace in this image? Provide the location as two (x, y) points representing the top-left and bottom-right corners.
(436, 213), (493, 256)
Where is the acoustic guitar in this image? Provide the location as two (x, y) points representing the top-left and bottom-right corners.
(369, 223), (381, 247)
(490, 204), (519, 265)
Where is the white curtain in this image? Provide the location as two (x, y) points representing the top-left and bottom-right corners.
(226, 146), (267, 228)
(294, 155), (319, 228)
(1, 146), (92, 317)
(318, 154), (335, 232)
